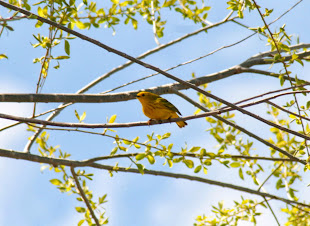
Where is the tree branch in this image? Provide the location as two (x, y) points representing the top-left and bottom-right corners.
(0, 148), (309, 208)
(252, 0), (310, 156)
(0, 91), (309, 164)
(70, 167), (100, 226)
(0, 2), (309, 131)
(264, 197), (281, 226)
(0, 90), (309, 143)
(24, 124), (305, 164)
(173, 90), (306, 164)
(266, 100), (310, 123)
(0, 47), (309, 104)
(2, 1), (309, 157)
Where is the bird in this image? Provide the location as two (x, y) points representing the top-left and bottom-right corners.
(136, 91), (187, 128)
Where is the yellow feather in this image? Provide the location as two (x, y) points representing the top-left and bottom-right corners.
(136, 91), (187, 128)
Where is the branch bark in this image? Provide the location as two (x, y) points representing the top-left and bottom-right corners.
(0, 148), (309, 208)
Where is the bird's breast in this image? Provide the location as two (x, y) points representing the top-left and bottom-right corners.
(142, 103), (173, 120)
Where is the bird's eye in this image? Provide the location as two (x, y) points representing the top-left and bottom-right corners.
(142, 94), (145, 96)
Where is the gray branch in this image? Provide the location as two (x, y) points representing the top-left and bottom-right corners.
(0, 47), (309, 103)
(0, 147), (309, 209)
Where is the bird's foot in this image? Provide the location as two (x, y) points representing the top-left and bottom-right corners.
(148, 119), (162, 125)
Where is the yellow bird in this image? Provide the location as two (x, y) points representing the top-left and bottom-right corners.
(136, 91), (187, 128)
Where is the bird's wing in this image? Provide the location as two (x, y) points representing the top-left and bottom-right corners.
(157, 97), (182, 115)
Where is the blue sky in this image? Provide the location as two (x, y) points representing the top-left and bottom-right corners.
(1, 0), (310, 225)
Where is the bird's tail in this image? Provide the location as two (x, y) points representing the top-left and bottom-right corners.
(171, 113), (187, 128)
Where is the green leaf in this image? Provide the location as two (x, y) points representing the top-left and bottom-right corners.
(78, 219), (85, 226)
(131, 18), (138, 30)
(37, 7), (44, 17)
(183, 159), (194, 168)
(54, 55), (70, 60)
(35, 20), (43, 28)
(75, 207), (86, 213)
(189, 146), (200, 153)
(279, 75), (285, 86)
(119, 1), (129, 7)
(288, 188), (296, 199)
(194, 165), (202, 173)
(80, 111), (86, 121)
(110, 147), (118, 155)
(50, 179), (62, 185)
(0, 54), (8, 60)
(99, 194), (107, 204)
(167, 159), (173, 168)
(136, 163), (144, 174)
(276, 178), (284, 190)
(119, 146), (127, 151)
(163, 0), (177, 7)
(76, 20), (87, 29)
(203, 167), (208, 175)
(64, 40), (70, 55)
(75, 110), (80, 121)
(296, 58), (304, 66)
(162, 132), (171, 139)
(167, 143), (173, 151)
(147, 155), (155, 164)
(239, 168), (244, 180)
(200, 148), (207, 156)
(136, 153), (146, 161)
(109, 114), (117, 123)
(203, 159), (212, 166)
(5, 25), (14, 31)
(230, 162), (240, 168)
(123, 140), (131, 145)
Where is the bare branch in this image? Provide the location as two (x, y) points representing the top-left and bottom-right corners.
(258, 164), (283, 192)
(264, 197), (281, 226)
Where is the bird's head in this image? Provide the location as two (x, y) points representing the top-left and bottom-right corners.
(136, 91), (159, 102)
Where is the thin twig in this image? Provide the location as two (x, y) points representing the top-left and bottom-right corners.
(100, 31), (261, 94)
(258, 163), (283, 192)
(222, 83), (310, 109)
(70, 167), (100, 226)
(269, 0), (303, 26)
(173, 90), (305, 164)
(264, 197), (281, 226)
(26, 123), (305, 164)
(266, 100), (310, 123)
(0, 15), (27, 21)
(252, 0), (310, 156)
